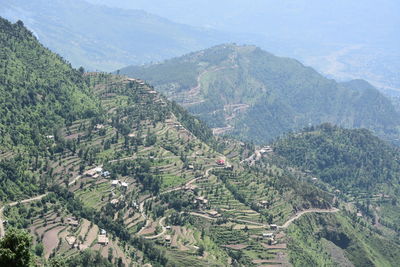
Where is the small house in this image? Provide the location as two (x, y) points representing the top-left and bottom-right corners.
(98, 235), (109, 245)
(216, 159), (225, 166)
(100, 229), (107, 235)
(270, 224), (278, 230)
(110, 199), (119, 205)
(195, 196), (208, 205)
(207, 210), (221, 218)
(121, 182), (128, 188)
(85, 168), (98, 177)
(262, 233), (274, 239)
(164, 235), (171, 243)
(102, 171), (110, 177)
(111, 180), (120, 186)
(78, 244), (88, 251)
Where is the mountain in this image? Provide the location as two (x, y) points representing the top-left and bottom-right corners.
(120, 44), (400, 143)
(0, 0), (233, 72)
(88, 0), (400, 91)
(1, 17), (400, 266)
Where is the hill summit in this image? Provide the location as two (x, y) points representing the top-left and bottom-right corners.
(120, 44), (400, 143)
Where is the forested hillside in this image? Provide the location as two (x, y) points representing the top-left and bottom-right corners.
(0, 18), (98, 200)
(273, 124), (400, 195)
(274, 124), (400, 238)
(0, 18), (98, 151)
(120, 44), (400, 143)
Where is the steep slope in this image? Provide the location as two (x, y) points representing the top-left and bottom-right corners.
(120, 44), (400, 143)
(1, 17), (399, 267)
(274, 123), (400, 237)
(0, 0), (231, 71)
(0, 17), (98, 200)
(0, 17), (98, 150)
(273, 124), (400, 195)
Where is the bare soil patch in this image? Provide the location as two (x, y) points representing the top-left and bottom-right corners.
(223, 244), (248, 250)
(43, 226), (64, 258)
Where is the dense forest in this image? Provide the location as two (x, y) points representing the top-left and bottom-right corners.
(0, 18), (99, 150)
(273, 124), (400, 195)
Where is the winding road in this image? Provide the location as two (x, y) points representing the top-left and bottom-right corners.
(143, 217), (167, 240)
(280, 208), (339, 228)
(0, 193), (48, 237)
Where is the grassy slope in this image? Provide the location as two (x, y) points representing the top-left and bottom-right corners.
(287, 212), (400, 267)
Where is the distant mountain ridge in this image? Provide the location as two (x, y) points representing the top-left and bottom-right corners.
(0, 0), (233, 71)
(120, 44), (400, 143)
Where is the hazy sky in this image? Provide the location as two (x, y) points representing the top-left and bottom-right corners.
(86, 0), (400, 90)
(87, 0), (400, 48)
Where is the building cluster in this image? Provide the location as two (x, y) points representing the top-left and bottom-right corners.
(84, 166), (110, 178)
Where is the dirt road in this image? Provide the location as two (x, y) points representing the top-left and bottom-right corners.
(280, 208), (340, 228)
(0, 193), (48, 237)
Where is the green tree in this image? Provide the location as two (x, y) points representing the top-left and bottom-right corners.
(0, 228), (35, 267)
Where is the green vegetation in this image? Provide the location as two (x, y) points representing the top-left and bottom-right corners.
(121, 44), (400, 143)
(0, 228), (35, 267)
(0, 18), (98, 151)
(1, 17), (400, 267)
(274, 123), (400, 195)
(287, 212), (400, 267)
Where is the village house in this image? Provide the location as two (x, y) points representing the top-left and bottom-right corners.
(195, 196), (208, 206)
(65, 236), (76, 246)
(98, 235), (109, 245)
(111, 180), (120, 186)
(207, 210), (221, 218)
(164, 235), (171, 244)
(270, 224), (278, 230)
(216, 159), (225, 166)
(121, 182), (129, 188)
(85, 168), (98, 177)
(259, 200), (268, 208)
(102, 171), (110, 177)
(184, 184), (197, 192)
(78, 244), (88, 251)
(100, 229), (107, 235)
(262, 232), (274, 239)
(110, 199), (119, 205)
